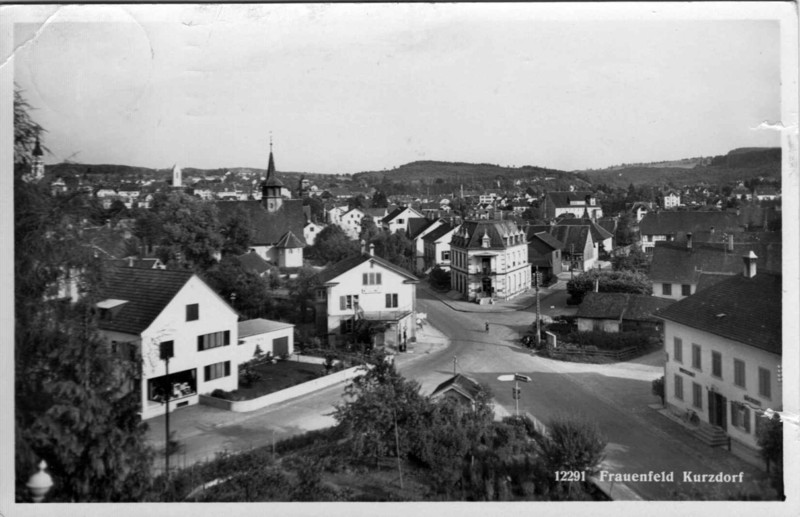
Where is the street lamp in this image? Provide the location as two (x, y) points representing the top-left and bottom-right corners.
(27, 460), (53, 503)
(498, 373), (532, 418)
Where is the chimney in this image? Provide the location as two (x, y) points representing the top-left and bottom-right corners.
(369, 243), (375, 257)
(728, 234), (734, 253)
(742, 251), (758, 278)
(686, 233), (692, 250)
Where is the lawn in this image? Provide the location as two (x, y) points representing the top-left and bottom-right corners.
(234, 360), (326, 400)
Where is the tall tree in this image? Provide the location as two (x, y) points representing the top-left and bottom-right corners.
(203, 256), (273, 320)
(15, 94), (154, 500)
(309, 225), (361, 264)
(220, 204), (255, 256)
(136, 191), (223, 270)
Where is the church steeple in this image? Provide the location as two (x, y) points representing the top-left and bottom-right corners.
(26, 135), (45, 182)
(261, 136), (284, 212)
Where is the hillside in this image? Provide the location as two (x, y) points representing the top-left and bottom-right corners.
(352, 160), (586, 187)
(575, 148), (781, 188)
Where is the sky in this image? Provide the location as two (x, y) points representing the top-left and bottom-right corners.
(9, 4), (787, 175)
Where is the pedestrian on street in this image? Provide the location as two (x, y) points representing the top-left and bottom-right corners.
(485, 322), (489, 332)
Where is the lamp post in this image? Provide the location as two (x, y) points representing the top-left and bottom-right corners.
(27, 460), (53, 503)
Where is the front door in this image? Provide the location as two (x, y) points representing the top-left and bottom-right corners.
(481, 277), (492, 294)
(708, 391), (727, 429)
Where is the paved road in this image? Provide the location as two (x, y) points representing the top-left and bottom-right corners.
(414, 285), (769, 500)
(147, 283), (769, 499)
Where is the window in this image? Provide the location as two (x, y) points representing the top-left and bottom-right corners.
(197, 331), (231, 351)
(662, 283), (672, 296)
(692, 382), (703, 409)
(397, 218), (404, 225)
(441, 250), (450, 261)
(734, 359), (746, 388)
(712, 351), (722, 378)
(730, 401), (751, 433)
(186, 303), (199, 321)
(674, 374), (684, 400)
(362, 272), (382, 285)
(341, 317), (355, 334)
(691, 344), (701, 370)
(386, 293), (398, 308)
(673, 337), (683, 363)
(681, 284), (691, 297)
(339, 295), (359, 310)
(204, 361), (231, 381)
(759, 368), (771, 399)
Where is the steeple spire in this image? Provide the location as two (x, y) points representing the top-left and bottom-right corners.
(33, 135), (43, 157)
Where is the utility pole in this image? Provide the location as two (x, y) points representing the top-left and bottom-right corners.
(453, 355), (457, 377)
(393, 408), (404, 489)
(534, 266), (542, 349)
(159, 341), (174, 479)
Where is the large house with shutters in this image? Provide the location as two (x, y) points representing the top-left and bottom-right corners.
(313, 244), (419, 349)
(96, 266), (240, 420)
(450, 220), (530, 303)
(658, 253), (782, 455)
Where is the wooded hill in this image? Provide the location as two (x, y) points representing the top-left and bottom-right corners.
(352, 160), (578, 186)
(573, 147), (781, 189)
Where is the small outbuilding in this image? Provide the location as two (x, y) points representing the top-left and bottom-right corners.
(576, 292), (674, 333)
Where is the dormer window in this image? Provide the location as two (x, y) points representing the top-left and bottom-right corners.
(482, 233), (491, 248)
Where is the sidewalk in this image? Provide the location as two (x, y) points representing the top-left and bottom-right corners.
(394, 319), (450, 367)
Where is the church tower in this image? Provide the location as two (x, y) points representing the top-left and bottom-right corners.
(31, 135), (45, 181)
(172, 163), (182, 187)
(261, 139), (283, 212)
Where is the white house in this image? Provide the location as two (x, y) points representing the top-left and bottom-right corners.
(382, 206), (424, 234)
(659, 254), (781, 456)
(543, 191), (603, 220)
(326, 205), (348, 226)
(96, 266), (240, 420)
(237, 318), (294, 362)
(338, 207), (367, 240)
(423, 223), (459, 272)
(663, 190), (681, 209)
(450, 220), (530, 303)
(408, 218), (445, 274)
(304, 221), (326, 246)
(313, 244), (418, 349)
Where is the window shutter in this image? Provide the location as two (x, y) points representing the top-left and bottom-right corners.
(224, 330), (230, 346)
(393, 294), (398, 307)
(340, 296), (346, 310)
(197, 335), (203, 351)
(744, 407), (751, 433)
(376, 273), (382, 285)
(386, 294), (391, 307)
(363, 273), (368, 284)
(204, 365), (210, 381)
(224, 361), (231, 376)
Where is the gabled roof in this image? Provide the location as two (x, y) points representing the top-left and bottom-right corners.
(422, 223), (456, 244)
(529, 231), (564, 253)
(639, 211), (742, 236)
(431, 373), (484, 402)
(275, 230), (304, 249)
(238, 318), (294, 338)
(546, 191), (597, 208)
(407, 217), (439, 239)
(382, 206), (422, 224)
(315, 252), (419, 285)
(97, 266), (195, 335)
(236, 250), (271, 275)
(216, 200), (306, 246)
(361, 207), (388, 220)
(658, 271), (782, 354)
(549, 225), (592, 251)
(577, 292), (674, 322)
(556, 218), (613, 243)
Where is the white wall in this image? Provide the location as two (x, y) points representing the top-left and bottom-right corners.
(664, 321), (781, 449)
(238, 326), (294, 363)
(137, 276), (240, 419)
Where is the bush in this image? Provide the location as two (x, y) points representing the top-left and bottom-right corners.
(535, 415), (607, 479)
(563, 330), (652, 351)
(211, 389), (231, 400)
